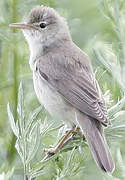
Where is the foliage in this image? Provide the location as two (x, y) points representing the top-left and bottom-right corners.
(1, 0), (125, 179)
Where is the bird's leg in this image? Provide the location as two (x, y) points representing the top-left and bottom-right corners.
(54, 129), (73, 152)
(42, 127), (81, 161)
(43, 129), (73, 161)
(60, 127), (82, 149)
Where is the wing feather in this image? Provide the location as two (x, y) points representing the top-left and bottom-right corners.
(37, 47), (108, 126)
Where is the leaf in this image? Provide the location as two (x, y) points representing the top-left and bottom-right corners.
(17, 82), (25, 134)
(93, 48), (125, 91)
(30, 167), (44, 179)
(27, 123), (41, 163)
(93, 49), (112, 72)
(15, 138), (24, 163)
(108, 97), (125, 117)
(106, 111), (125, 141)
(7, 103), (19, 137)
(24, 106), (43, 137)
(63, 147), (76, 175)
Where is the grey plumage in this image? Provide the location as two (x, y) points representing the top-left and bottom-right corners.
(35, 40), (114, 172)
(11, 5), (115, 173)
(37, 42), (108, 126)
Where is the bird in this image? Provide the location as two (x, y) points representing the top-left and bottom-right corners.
(9, 5), (115, 173)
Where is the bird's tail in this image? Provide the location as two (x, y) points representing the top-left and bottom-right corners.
(76, 112), (115, 173)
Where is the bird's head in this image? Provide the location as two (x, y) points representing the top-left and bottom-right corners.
(9, 5), (70, 50)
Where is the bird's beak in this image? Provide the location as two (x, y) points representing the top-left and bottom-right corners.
(9, 23), (37, 30)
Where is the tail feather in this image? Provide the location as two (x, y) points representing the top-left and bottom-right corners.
(76, 112), (115, 173)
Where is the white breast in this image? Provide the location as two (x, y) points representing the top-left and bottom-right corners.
(32, 71), (76, 128)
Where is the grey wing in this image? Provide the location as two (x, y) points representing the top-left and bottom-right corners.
(37, 52), (108, 126)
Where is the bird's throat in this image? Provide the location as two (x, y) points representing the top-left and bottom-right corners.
(29, 41), (44, 71)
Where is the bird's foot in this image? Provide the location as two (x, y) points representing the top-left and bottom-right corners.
(42, 129), (73, 161)
(42, 127), (82, 162)
(42, 147), (56, 161)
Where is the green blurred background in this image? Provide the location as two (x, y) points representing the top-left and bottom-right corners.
(1, 0), (125, 179)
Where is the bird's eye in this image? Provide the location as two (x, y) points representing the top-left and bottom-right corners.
(39, 22), (47, 28)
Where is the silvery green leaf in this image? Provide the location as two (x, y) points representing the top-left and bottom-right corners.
(111, 124), (125, 130)
(15, 138), (24, 163)
(17, 82), (25, 134)
(116, 148), (125, 169)
(40, 122), (54, 137)
(106, 111), (125, 140)
(113, 111), (125, 122)
(24, 106), (42, 136)
(17, 82), (24, 117)
(63, 147), (76, 175)
(16, 120), (20, 137)
(30, 168), (44, 179)
(93, 48), (125, 91)
(27, 123), (41, 163)
(108, 97), (125, 117)
(44, 124), (63, 136)
(7, 103), (19, 137)
(30, 161), (45, 175)
(93, 49), (112, 72)
(103, 90), (113, 107)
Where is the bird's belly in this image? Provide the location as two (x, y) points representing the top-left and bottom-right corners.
(33, 72), (76, 127)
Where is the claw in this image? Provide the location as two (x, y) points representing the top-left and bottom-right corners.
(41, 151), (55, 162)
(44, 147), (55, 153)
